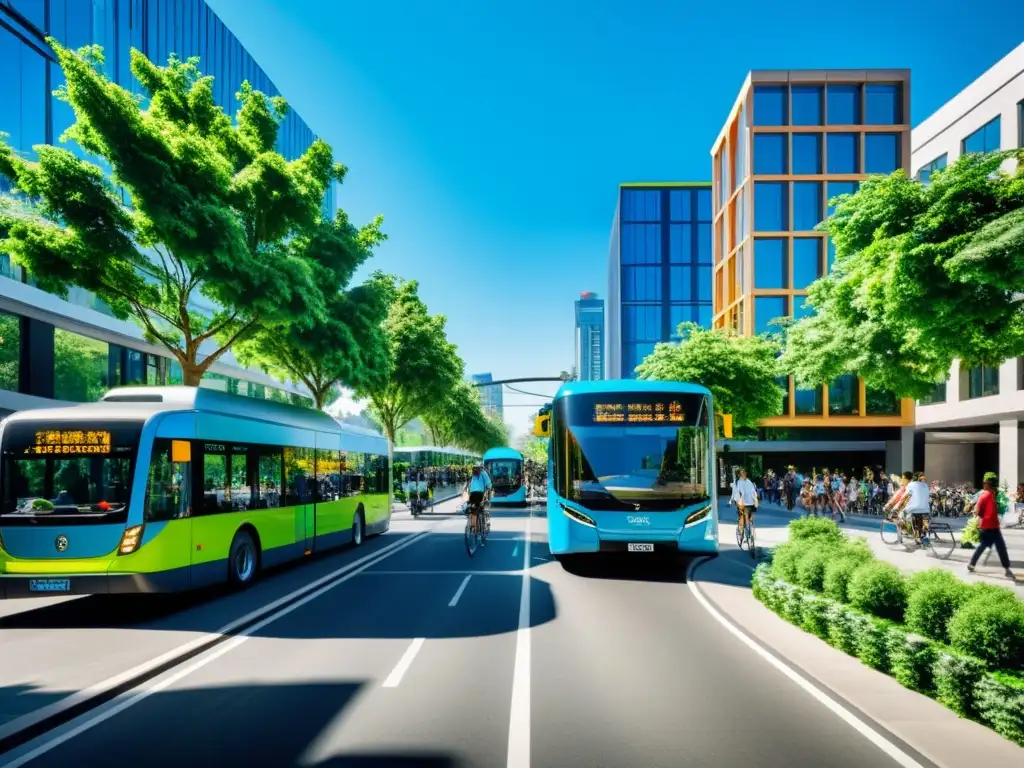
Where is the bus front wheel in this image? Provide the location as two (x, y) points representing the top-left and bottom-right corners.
(228, 530), (259, 587)
(352, 510), (365, 547)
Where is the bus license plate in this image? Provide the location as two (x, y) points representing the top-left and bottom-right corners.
(28, 579), (71, 593)
(628, 543), (654, 553)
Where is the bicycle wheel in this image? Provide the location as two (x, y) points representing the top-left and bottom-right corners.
(735, 522), (745, 550)
(465, 518), (478, 557)
(880, 517), (901, 545)
(928, 527), (956, 560)
(747, 522), (756, 559)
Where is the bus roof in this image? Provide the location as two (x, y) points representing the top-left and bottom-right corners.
(553, 379), (712, 401)
(393, 446), (479, 457)
(482, 446), (523, 461)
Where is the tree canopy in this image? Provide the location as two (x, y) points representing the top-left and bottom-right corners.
(780, 151), (1024, 398)
(520, 437), (548, 464)
(0, 42), (348, 385)
(635, 322), (784, 430)
(355, 275), (462, 443)
(422, 380), (508, 454)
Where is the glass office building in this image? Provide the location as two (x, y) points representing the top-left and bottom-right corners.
(607, 182), (713, 380)
(574, 291), (604, 381)
(0, 0), (326, 415)
(471, 373), (504, 420)
(710, 70), (916, 470)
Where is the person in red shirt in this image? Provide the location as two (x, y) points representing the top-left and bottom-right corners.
(967, 477), (1015, 579)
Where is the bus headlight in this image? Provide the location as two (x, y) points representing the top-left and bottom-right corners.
(560, 503), (595, 527)
(118, 525), (145, 555)
(685, 505), (711, 527)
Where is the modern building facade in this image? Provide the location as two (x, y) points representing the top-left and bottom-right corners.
(0, 0), (326, 416)
(471, 373), (504, 419)
(574, 291), (604, 381)
(910, 42), (1024, 489)
(710, 69), (917, 470)
(607, 182), (713, 380)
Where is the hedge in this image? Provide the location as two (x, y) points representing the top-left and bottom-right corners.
(751, 517), (1024, 746)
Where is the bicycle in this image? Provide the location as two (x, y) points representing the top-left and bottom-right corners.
(735, 503), (756, 559)
(880, 510), (955, 559)
(464, 498), (490, 557)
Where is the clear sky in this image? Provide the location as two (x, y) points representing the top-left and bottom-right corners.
(207, 0), (1024, 440)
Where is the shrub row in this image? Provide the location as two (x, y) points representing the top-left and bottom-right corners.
(769, 519), (1024, 670)
(753, 565), (1024, 745)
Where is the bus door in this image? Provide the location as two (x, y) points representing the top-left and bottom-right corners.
(285, 447), (316, 552)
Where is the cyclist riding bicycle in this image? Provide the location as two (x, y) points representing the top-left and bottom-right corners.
(730, 467), (759, 529)
(464, 465), (493, 544)
(896, 471), (931, 544)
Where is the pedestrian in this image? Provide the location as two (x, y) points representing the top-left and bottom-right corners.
(968, 476), (1015, 579)
(784, 466), (797, 511)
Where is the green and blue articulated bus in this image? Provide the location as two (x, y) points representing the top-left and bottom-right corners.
(0, 387), (390, 598)
(535, 380), (718, 560)
(482, 446), (527, 506)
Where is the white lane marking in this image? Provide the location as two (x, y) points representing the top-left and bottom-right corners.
(687, 559), (926, 768)
(512, 543), (519, 557)
(448, 575), (472, 607)
(382, 638), (425, 688)
(364, 570), (519, 576)
(506, 512), (532, 768)
(1, 530), (434, 768)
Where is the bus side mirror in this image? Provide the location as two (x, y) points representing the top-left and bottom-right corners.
(534, 415), (550, 438)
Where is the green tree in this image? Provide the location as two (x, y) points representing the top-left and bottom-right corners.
(0, 43), (345, 385)
(234, 210), (390, 410)
(635, 322), (784, 431)
(521, 437), (548, 464)
(422, 380), (507, 454)
(354, 275), (462, 446)
(781, 151), (1024, 398)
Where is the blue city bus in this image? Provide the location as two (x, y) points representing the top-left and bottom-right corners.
(537, 380), (718, 560)
(482, 447), (527, 506)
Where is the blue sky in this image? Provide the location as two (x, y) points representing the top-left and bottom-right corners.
(208, 0), (1023, 439)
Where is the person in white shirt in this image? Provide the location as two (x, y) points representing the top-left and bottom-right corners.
(897, 471), (932, 543)
(730, 468), (759, 531)
(464, 466), (493, 542)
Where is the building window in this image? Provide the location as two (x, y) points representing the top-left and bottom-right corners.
(696, 304), (712, 328)
(792, 238), (822, 290)
(919, 381), (947, 405)
(753, 85), (788, 126)
(754, 296), (788, 335)
(962, 117), (1001, 155)
(696, 188), (712, 221)
(697, 265), (711, 301)
(621, 189), (661, 221)
(54, 328), (110, 403)
(0, 24), (47, 192)
(827, 181), (859, 216)
(791, 133), (822, 175)
(669, 267), (694, 301)
(829, 374), (860, 415)
(753, 134), (787, 174)
(754, 238), (787, 289)
(621, 266), (662, 302)
(865, 84), (902, 125)
(621, 223), (662, 264)
(0, 310), (20, 392)
(697, 223), (712, 262)
(826, 237), (837, 273)
(793, 182), (823, 231)
(669, 224), (692, 263)
(775, 376), (791, 416)
(791, 86), (823, 126)
(826, 133), (860, 174)
(916, 154), (947, 185)
(669, 189), (690, 220)
(866, 389), (900, 415)
(622, 304), (661, 343)
(753, 182), (788, 232)
(793, 295), (814, 319)
(794, 386), (823, 415)
(826, 84), (861, 125)
(967, 365), (999, 399)
(865, 133), (900, 174)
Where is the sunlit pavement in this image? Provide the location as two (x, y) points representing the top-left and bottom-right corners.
(0, 501), (943, 767)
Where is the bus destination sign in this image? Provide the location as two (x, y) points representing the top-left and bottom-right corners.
(28, 430), (113, 455)
(593, 401), (685, 424)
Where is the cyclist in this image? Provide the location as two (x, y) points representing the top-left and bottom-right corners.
(730, 467), (759, 532)
(464, 465), (492, 544)
(897, 471), (932, 544)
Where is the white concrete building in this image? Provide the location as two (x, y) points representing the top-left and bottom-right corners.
(910, 41), (1024, 489)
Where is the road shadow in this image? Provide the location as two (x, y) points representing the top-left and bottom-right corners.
(1, 681), (467, 766)
(556, 551), (694, 583)
(689, 548), (761, 588)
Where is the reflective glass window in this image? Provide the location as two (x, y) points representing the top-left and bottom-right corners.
(696, 188), (712, 221)
(753, 182), (788, 232)
(54, 329), (110, 402)
(621, 223), (661, 264)
(9, 1), (45, 28)
(776, 376), (791, 416)
(669, 224), (692, 263)
(754, 296), (787, 335)
(865, 133), (900, 174)
(696, 304), (712, 328)
(620, 266), (662, 302)
(794, 386), (823, 415)
(826, 181), (859, 216)
(669, 267), (693, 301)
(753, 85), (788, 126)
(622, 305), (661, 343)
(962, 117), (1001, 154)
(697, 265), (711, 302)
(753, 134), (787, 174)
(0, 26), (47, 169)
(916, 154), (947, 185)
(793, 182), (823, 231)
(621, 190), (661, 221)
(791, 86), (823, 126)
(792, 133), (822, 174)
(866, 389), (900, 415)
(697, 223), (711, 262)
(0, 310), (20, 392)
(792, 238), (822, 290)
(826, 84), (861, 125)
(827, 237), (836, 273)
(967, 366), (1000, 399)
(145, 439), (191, 523)
(826, 133), (859, 174)
(829, 375), (860, 415)
(669, 189), (692, 220)
(865, 84), (902, 125)
(793, 295), (814, 319)
(753, 239), (787, 290)
(669, 305), (692, 337)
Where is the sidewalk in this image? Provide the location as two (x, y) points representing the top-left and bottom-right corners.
(721, 499), (1024, 598)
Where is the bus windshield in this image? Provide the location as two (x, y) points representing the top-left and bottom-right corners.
(0, 420), (141, 526)
(553, 391), (711, 512)
(485, 459), (522, 489)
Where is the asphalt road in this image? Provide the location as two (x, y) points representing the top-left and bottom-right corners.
(0, 503), (934, 768)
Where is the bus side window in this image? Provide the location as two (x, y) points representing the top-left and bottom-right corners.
(253, 446), (282, 509)
(202, 450), (228, 515)
(284, 447), (314, 506)
(145, 439), (191, 523)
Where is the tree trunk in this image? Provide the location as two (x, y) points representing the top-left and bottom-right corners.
(180, 360), (207, 387)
